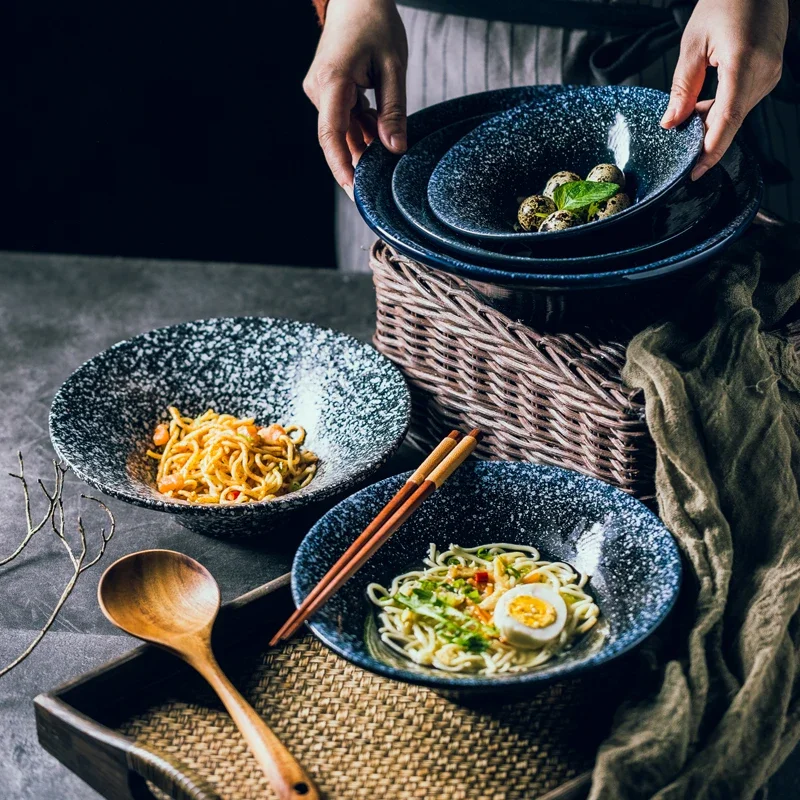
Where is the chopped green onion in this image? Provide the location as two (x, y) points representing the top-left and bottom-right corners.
(394, 593), (495, 638)
(441, 593), (462, 607)
(453, 632), (490, 653)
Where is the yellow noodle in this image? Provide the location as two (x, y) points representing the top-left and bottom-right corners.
(148, 406), (318, 504)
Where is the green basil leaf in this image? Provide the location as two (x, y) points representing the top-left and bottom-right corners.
(553, 181), (619, 212)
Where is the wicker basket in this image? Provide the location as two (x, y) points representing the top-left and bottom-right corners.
(371, 241), (657, 499)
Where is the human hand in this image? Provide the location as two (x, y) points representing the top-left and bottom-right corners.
(303, 0), (408, 199)
(661, 0), (788, 180)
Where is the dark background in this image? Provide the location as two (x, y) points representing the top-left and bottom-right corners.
(0, 2), (335, 268)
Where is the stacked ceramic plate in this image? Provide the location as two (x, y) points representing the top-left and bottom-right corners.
(354, 86), (763, 309)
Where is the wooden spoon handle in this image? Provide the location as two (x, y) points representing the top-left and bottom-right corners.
(196, 653), (319, 800)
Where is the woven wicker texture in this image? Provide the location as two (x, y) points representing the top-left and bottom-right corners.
(371, 242), (656, 499)
(119, 635), (611, 800)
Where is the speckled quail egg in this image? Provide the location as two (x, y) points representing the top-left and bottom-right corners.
(543, 171), (582, 201)
(586, 163), (626, 189)
(493, 584), (568, 648)
(588, 192), (632, 221)
(539, 209), (581, 232)
(517, 194), (557, 231)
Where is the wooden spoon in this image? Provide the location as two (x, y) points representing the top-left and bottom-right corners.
(98, 549), (319, 800)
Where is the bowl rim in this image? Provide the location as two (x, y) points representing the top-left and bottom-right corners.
(293, 461), (683, 690)
(354, 85), (763, 289)
(426, 85), (705, 242)
(391, 113), (718, 269)
(49, 315), (412, 517)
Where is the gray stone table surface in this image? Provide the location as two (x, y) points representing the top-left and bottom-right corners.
(0, 250), (797, 799)
(0, 251), (422, 799)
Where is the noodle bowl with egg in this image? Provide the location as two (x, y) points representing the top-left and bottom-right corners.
(367, 542), (600, 675)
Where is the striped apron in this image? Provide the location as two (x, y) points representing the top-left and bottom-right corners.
(337, 0), (800, 272)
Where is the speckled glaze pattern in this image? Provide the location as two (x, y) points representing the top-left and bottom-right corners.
(427, 86), (704, 241)
(354, 85), (763, 290)
(392, 115), (722, 271)
(292, 462), (682, 696)
(49, 318), (411, 538)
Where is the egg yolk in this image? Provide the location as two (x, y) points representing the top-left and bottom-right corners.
(508, 595), (557, 628)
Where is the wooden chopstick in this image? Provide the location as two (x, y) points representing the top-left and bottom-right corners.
(272, 428), (481, 645)
(269, 430), (463, 647)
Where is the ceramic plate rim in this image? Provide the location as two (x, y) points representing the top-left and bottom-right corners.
(354, 83), (762, 289)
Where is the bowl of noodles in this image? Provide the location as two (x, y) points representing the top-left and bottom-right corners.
(292, 461), (681, 696)
(49, 317), (411, 538)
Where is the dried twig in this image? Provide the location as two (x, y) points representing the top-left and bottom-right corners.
(0, 454), (64, 567)
(0, 452), (116, 679)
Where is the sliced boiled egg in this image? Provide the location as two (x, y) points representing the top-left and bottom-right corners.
(493, 584), (567, 648)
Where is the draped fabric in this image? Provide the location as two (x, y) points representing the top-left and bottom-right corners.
(591, 222), (800, 800)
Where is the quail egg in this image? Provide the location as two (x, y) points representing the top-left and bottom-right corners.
(586, 163), (626, 189)
(539, 209), (581, 232)
(517, 194), (557, 231)
(588, 191), (632, 221)
(493, 584), (568, 648)
(543, 170), (582, 201)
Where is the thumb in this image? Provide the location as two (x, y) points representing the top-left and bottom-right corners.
(662, 39), (707, 128)
(375, 59), (407, 153)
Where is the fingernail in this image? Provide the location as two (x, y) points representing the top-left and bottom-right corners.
(390, 134), (407, 152)
(660, 107), (674, 128)
(343, 183), (354, 201)
(691, 164), (708, 182)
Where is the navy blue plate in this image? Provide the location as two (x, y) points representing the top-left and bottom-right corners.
(393, 115), (721, 270)
(293, 462), (682, 697)
(50, 317), (411, 538)
(427, 86), (703, 242)
(354, 86), (762, 290)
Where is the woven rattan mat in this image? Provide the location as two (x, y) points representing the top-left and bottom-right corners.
(119, 635), (614, 800)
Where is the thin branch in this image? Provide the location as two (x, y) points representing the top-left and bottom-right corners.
(0, 455), (62, 566)
(79, 496), (116, 572)
(0, 457), (116, 679)
(0, 550), (83, 678)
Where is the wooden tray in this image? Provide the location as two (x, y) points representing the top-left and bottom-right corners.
(35, 574), (619, 800)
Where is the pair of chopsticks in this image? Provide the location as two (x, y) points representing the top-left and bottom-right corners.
(269, 427), (481, 646)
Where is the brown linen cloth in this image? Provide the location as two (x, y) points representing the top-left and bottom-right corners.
(589, 223), (800, 799)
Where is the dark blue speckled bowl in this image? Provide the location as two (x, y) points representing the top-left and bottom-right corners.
(393, 115), (722, 270)
(49, 317), (411, 539)
(354, 85), (762, 293)
(292, 462), (682, 697)
(427, 86), (704, 242)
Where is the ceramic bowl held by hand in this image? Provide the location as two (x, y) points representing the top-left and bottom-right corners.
(354, 84), (761, 302)
(427, 85), (704, 243)
(393, 115), (721, 271)
(50, 317), (410, 538)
